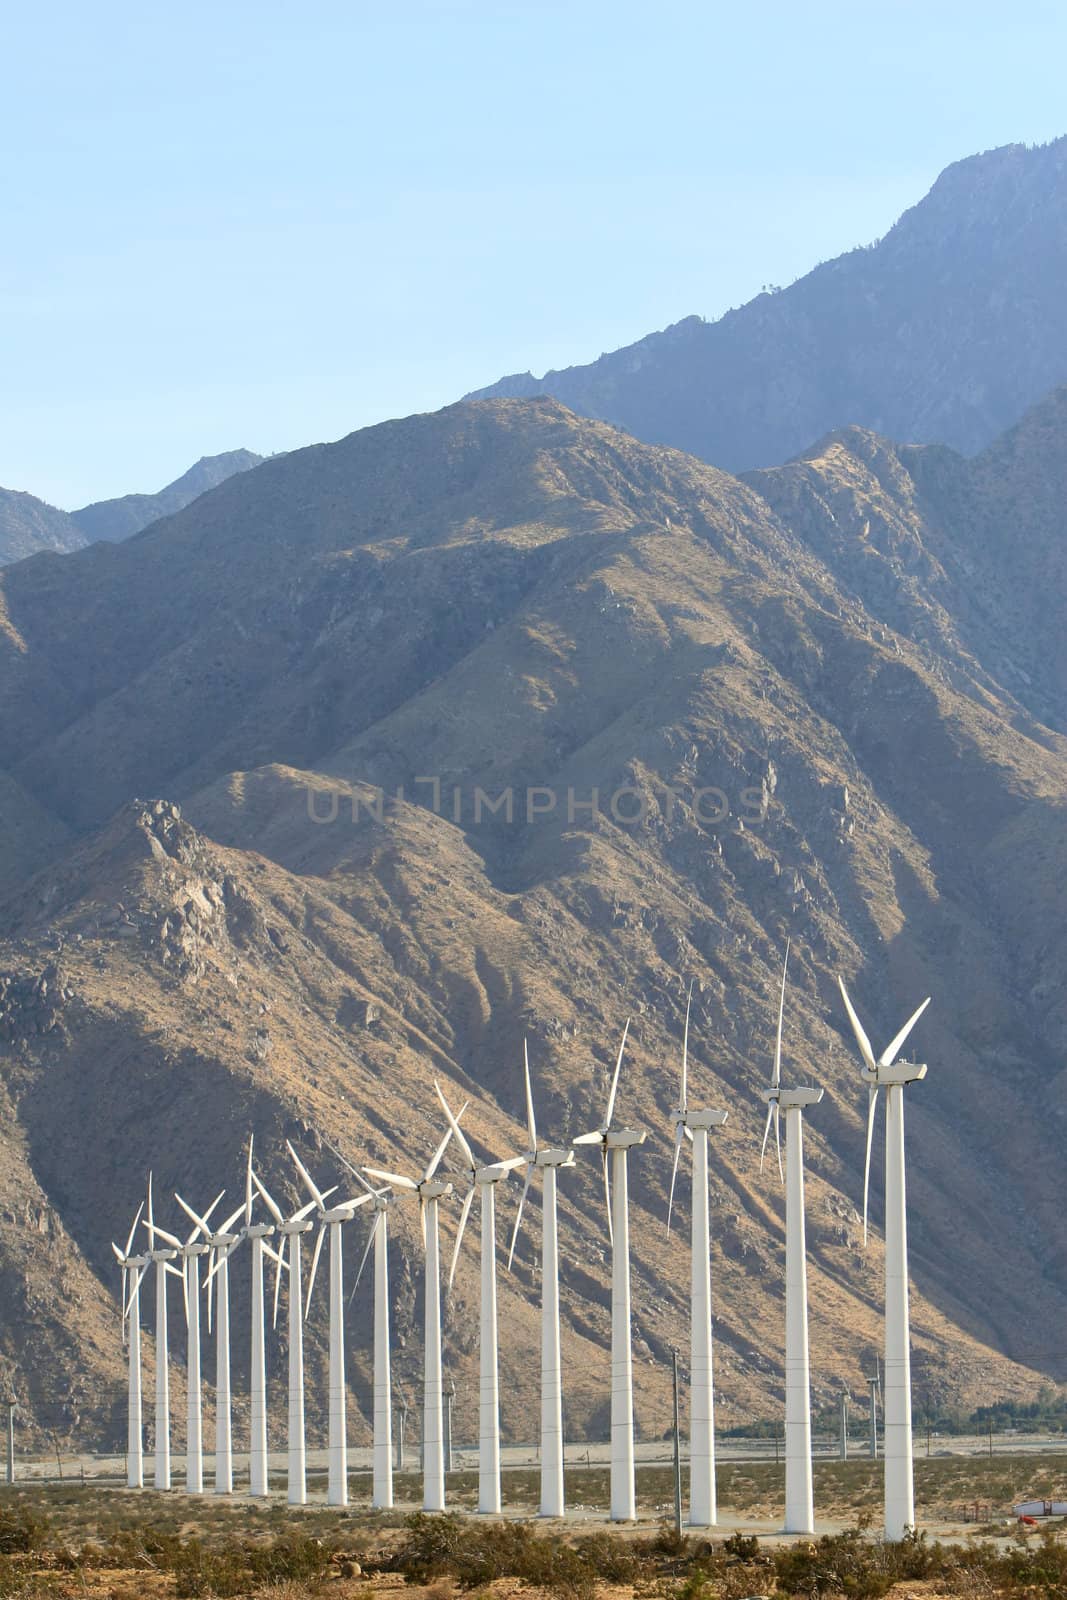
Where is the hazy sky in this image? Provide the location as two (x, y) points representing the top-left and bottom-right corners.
(3, 0), (1066, 506)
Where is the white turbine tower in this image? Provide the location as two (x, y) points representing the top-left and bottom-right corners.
(286, 1143), (373, 1507)
(573, 1020), (646, 1523)
(153, 1191), (225, 1494)
(198, 1197), (247, 1494)
(365, 1107), (464, 1513)
(436, 1080), (523, 1516)
(667, 983), (728, 1528)
(111, 1202), (148, 1489)
(142, 1175), (182, 1490)
(348, 1172), (396, 1510)
(838, 977), (930, 1542)
(507, 1042), (575, 1519)
(760, 945), (823, 1536)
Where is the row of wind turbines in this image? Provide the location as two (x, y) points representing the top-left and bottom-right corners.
(112, 957), (931, 1541)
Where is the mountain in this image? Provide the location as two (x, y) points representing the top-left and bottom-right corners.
(1, 396), (1065, 1450)
(0, 489), (84, 566)
(70, 449), (263, 543)
(468, 138), (1067, 472)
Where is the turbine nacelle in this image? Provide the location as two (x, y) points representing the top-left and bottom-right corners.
(277, 1217), (315, 1236)
(866, 1061), (927, 1086)
(245, 1222), (276, 1240)
(534, 1147), (575, 1168)
(420, 1178), (452, 1201)
(769, 1087), (824, 1110)
(605, 1128), (646, 1149)
(687, 1108), (729, 1130)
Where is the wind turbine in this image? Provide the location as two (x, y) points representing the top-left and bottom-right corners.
(507, 1043), (575, 1518)
(322, 1138), (396, 1511)
(141, 1175), (182, 1490)
(196, 1196), (247, 1493)
(242, 1136), (286, 1497)
(154, 1190), (224, 1494)
(838, 977), (930, 1541)
(435, 1080), (524, 1516)
(263, 1177), (328, 1507)
(111, 1202), (148, 1489)
(286, 1142), (373, 1506)
(761, 947), (823, 1535)
(573, 1020), (646, 1522)
(365, 1106), (464, 1513)
(667, 982), (728, 1528)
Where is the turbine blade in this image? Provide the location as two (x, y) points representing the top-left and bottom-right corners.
(604, 1018), (630, 1129)
(506, 1169), (532, 1272)
(272, 1235), (286, 1329)
(305, 1225), (326, 1317)
(206, 1251), (215, 1333)
(419, 1196), (426, 1253)
(838, 978), (877, 1073)
(182, 1258), (190, 1326)
(773, 940), (790, 1089)
(120, 1265), (128, 1345)
(123, 1265), (146, 1320)
(252, 1170), (285, 1227)
(524, 1039), (537, 1151)
(220, 1201), (246, 1235)
(435, 1080), (475, 1170)
(495, 1155), (526, 1172)
(878, 996), (932, 1068)
(603, 1147), (613, 1248)
(364, 1167), (417, 1192)
(175, 1192), (212, 1241)
(448, 1185), (475, 1293)
(245, 1135), (254, 1226)
(862, 1084), (879, 1247)
(774, 1103), (783, 1183)
(681, 981), (693, 1112)
(666, 1123), (684, 1236)
(286, 1140), (326, 1209)
(571, 1130), (602, 1146)
(145, 1221), (183, 1250)
(112, 1241), (125, 1264)
(426, 1104), (467, 1181)
(147, 1171), (154, 1237)
(124, 1201), (144, 1260)
(292, 1196), (320, 1223)
(352, 1212), (378, 1298)
(759, 1103), (774, 1173)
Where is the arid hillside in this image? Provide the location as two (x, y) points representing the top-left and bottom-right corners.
(0, 397), (1064, 1451)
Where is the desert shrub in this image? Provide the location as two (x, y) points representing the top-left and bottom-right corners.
(995, 1525), (1067, 1596)
(246, 1534), (333, 1588)
(773, 1527), (947, 1599)
(571, 1530), (641, 1582)
(389, 1513), (595, 1597)
(0, 1503), (48, 1556)
(723, 1531), (761, 1562)
(170, 1538), (250, 1599)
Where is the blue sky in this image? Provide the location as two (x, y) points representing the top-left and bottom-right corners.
(3, 0), (1066, 507)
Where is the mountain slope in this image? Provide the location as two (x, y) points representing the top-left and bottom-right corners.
(468, 138), (1067, 472)
(0, 397), (1065, 1451)
(0, 489), (84, 566)
(70, 449), (263, 543)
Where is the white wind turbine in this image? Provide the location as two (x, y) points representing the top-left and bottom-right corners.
(195, 1195), (247, 1493)
(365, 1107), (464, 1513)
(141, 1175), (183, 1490)
(667, 982), (728, 1528)
(111, 1202), (148, 1489)
(760, 944), (823, 1536)
(435, 1080), (524, 1516)
(241, 1137), (286, 1497)
(573, 1020), (646, 1522)
(258, 1174), (331, 1507)
(152, 1190), (225, 1494)
(838, 977), (930, 1542)
(346, 1166), (396, 1511)
(286, 1142), (373, 1507)
(507, 1043), (575, 1519)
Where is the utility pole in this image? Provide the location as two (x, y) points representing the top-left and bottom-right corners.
(840, 1392), (849, 1461)
(397, 1398), (407, 1472)
(444, 1379), (455, 1474)
(671, 1349), (682, 1537)
(4, 1399), (14, 1485)
(869, 1376), (879, 1459)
